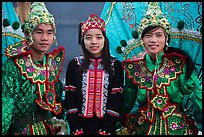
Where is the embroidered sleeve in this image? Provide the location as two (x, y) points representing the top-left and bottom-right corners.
(107, 109), (120, 117)
(64, 58), (83, 133)
(111, 87), (123, 94)
(100, 60), (125, 134)
(180, 65), (202, 130)
(2, 59), (17, 135)
(66, 108), (78, 115)
(64, 85), (76, 92)
(47, 46), (65, 83)
(108, 60), (124, 114)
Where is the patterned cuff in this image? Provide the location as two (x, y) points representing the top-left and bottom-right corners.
(111, 87), (123, 94)
(107, 109), (120, 117)
(73, 129), (83, 135)
(64, 85), (76, 92)
(98, 129), (110, 135)
(66, 108), (78, 115)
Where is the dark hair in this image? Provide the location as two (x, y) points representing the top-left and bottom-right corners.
(79, 30), (113, 75)
(141, 26), (195, 80)
(78, 23), (82, 45)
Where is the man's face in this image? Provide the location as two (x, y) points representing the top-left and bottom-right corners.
(142, 27), (166, 55)
(31, 23), (54, 53)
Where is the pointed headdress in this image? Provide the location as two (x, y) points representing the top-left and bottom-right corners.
(24, 2), (57, 45)
(138, 2), (171, 35)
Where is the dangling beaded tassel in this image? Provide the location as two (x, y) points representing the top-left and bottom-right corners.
(165, 37), (169, 51)
(166, 41), (169, 50)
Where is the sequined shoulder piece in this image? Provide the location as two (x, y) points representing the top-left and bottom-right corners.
(47, 46), (65, 83)
(14, 46), (65, 84)
(122, 53), (186, 89)
(5, 40), (28, 57)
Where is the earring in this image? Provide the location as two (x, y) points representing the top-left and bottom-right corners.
(165, 41), (169, 50)
(140, 40), (143, 45)
(28, 41), (34, 47)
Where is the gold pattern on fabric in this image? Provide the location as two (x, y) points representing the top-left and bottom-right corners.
(104, 2), (117, 25)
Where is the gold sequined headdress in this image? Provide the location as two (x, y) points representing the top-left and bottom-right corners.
(24, 2), (57, 45)
(138, 2), (171, 35)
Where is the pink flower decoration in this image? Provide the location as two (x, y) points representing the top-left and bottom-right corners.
(24, 128), (28, 131)
(171, 123), (177, 129)
(55, 106), (58, 110)
(171, 67), (175, 72)
(29, 66), (35, 72)
(147, 112), (151, 117)
(164, 107), (168, 112)
(157, 99), (162, 104)
(138, 117), (143, 124)
(155, 75), (158, 80)
(135, 72), (139, 76)
(179, 123), (184, 129)
(26, 68), (30, 72)
(49, 96), (53, 101)
(188, 129), (193, 134)
(42, 70), (46, 76)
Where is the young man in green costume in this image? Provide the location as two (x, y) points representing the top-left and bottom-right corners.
(2, 2), (66, 135)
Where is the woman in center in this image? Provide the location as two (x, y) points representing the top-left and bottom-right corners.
(64, 14), (124, 135)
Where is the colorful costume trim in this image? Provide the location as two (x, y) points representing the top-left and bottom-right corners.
(64, 85), (76, 92)
(122, 53), (199, 135)
(111, 87), (123, 94)
(107, 109), (120, 117)
(73, 129), (83, 135)
(98, 129), (110, 135)
(12, 46), (65, 115)
(66, 108), (78, 115)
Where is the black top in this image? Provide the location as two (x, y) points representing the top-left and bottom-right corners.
(64, 55), (124, 135)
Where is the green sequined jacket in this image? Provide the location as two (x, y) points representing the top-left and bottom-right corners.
(122, 51), (202, 135)
(2, 44), (65, 135)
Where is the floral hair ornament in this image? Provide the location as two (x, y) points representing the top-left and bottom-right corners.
(81, 14), (106, 37)
(138, 2), (171, 35)
(24, 2), (57, 45)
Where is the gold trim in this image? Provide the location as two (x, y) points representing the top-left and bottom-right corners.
(104, 2), (117, 25)
(2, 33), (25, 41)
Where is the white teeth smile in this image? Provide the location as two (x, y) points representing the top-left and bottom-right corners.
(149, 45), (157, 47)
(91, 46), (98, 48)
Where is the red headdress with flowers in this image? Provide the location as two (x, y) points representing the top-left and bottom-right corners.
(81, 14), (106, 37)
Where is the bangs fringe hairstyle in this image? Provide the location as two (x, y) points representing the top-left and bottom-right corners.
(141, 26), (195, 80)
(79, 31), (114, 75)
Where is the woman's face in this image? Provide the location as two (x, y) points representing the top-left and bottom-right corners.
(83, 29), (105, 57)
(142, 27), (166, 55)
